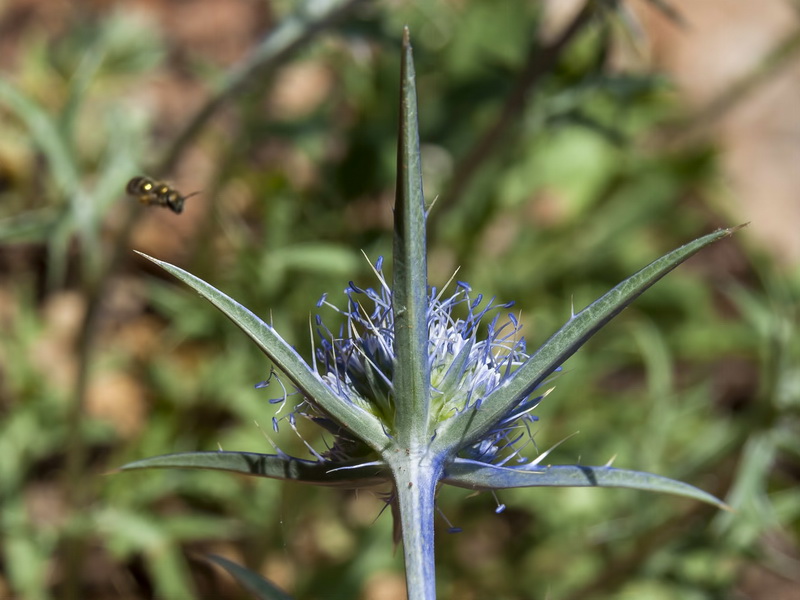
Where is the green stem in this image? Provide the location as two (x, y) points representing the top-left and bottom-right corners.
(392, 457), (441, 600)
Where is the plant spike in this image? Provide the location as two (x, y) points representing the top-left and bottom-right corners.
(392, 26), (432, 446)
(120, 26), (740, 600)
(432, 225), (744, 455)
(389, 27), (439, 600)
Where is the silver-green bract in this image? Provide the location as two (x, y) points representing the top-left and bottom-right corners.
(122, 27), (736, 600)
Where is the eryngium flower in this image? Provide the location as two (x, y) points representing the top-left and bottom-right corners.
(283, 257), (549, 467)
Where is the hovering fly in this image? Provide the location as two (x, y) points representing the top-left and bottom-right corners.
(126, 176), (199, 214)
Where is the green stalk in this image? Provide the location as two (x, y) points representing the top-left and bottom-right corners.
(391, 457), (441, 600)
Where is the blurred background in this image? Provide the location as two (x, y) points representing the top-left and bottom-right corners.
(0, 0), (799, 598)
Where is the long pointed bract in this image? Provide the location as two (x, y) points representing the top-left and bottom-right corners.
(392, 26), (431, 445)
(136, 252), (388, 451)
(433, 226), (744, 454)
(121, 451), (391, 486)
(388, 27), (438, 600)
(443, 459), (730, 509)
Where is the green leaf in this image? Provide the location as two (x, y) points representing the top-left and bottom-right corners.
(443, 459), (730, 510)
(135, 252), (388, 451)
(641, 0), (687, 28)
(391, 26), (431, 445)
(0, 77), (94, 286)
(59, 27), (108, 143)
(271, 243), (361, 275)
(0, 78), (80, 197)
(433, 226), (745, 454)
(119, 451), (390, 487)
(0, 210), (58, 243)
(207, 554), (294, 600)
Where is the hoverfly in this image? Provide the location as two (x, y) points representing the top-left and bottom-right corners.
(126, 176), (199, 214)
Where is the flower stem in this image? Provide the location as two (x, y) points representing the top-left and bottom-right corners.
(392, 456), (441, 600)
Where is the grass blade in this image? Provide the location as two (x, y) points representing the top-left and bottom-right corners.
(207, 554), (294, 600)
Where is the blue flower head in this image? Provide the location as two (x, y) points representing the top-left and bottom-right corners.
(308, 256), (549, 467)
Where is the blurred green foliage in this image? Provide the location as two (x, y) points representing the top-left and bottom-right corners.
(0, 1), (798, 599)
